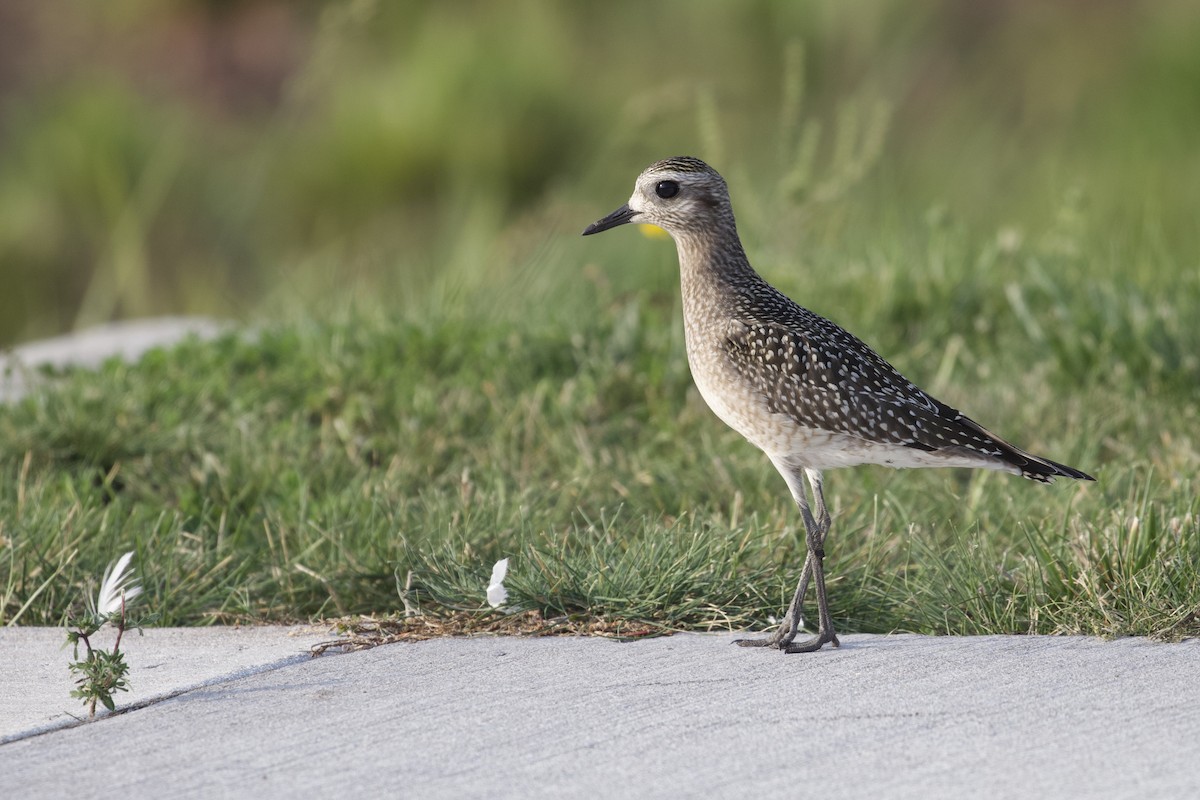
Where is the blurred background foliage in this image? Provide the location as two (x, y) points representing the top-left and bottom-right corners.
(1, 0), (1197, 345)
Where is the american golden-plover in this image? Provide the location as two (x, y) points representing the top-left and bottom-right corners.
(583, 156), (1094, 653)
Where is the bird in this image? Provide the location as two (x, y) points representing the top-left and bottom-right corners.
(582, 156), (1095, 653)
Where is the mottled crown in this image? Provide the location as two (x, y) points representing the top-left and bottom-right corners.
(648, 156), (719, 176)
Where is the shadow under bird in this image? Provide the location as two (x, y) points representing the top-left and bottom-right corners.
(582, 156), (1095, 653)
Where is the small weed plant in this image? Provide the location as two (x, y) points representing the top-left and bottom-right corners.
(65, 552), (156, 718)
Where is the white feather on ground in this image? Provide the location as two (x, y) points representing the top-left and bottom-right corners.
(486, 558), (509, 608)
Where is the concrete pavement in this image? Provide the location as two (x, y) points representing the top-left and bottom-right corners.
(0, 316), (224, 402)
(2, 630), (1198, 799)
(0, 625), (332, 742)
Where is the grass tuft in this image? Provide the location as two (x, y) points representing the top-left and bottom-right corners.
(2, 275), (1195, 635)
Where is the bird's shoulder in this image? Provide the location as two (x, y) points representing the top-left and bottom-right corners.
(722, 284), (933, 406)
(716, 281), (1019, 459)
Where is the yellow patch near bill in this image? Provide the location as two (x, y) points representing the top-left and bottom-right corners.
(638, 224), (670, 240)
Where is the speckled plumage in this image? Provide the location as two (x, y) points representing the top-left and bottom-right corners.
(584, 156), (1094, 653)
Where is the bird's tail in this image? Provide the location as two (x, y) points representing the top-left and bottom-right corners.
(978, 424), (1096, 484)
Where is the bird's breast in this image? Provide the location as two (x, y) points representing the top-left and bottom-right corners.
(684, 318), (787, 450)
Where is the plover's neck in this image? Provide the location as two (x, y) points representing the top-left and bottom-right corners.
(677, 231), (767, 357)
(677, 224), (765, 314)
(677, 219), (758, 279)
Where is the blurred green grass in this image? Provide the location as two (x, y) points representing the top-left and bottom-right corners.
(1, 1), (1198, 635)
(2, 0), (1198, 340)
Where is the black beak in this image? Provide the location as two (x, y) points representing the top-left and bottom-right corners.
(582, 204), (637, 236)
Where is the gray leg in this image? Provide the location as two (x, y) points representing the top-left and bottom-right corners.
(789, 469), (832, 632)
(783, 501), (839, 653)
(735, 465), (839, 653)
(734, 497), (812, 649)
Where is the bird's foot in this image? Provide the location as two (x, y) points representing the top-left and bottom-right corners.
(733, 615), (803, 649)
(782, 628), (839, 654)
(733, 634), (782, 649)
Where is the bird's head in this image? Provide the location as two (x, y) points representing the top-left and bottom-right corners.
(582, 156), (733, 240)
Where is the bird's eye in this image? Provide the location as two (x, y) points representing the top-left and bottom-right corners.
(655, 180), (680, 199)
